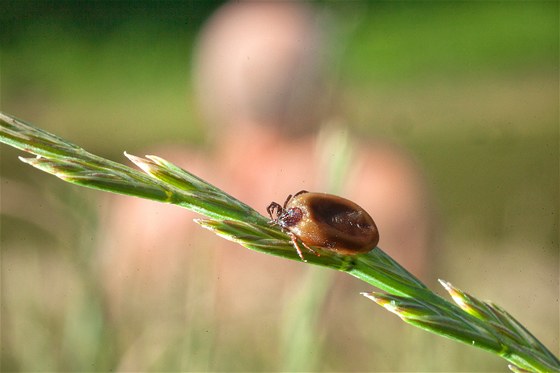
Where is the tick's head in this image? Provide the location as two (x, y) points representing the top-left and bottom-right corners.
(277, 207), (303, 229)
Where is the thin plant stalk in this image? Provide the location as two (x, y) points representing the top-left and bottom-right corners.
(1, 112), (558, 372)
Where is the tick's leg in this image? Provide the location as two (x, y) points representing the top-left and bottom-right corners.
(290, 234), (307, 262)
(267, 202), (282, 220)
(282, 194), (293, 209)
(301, 240), (319, 257)
(293, 190), (308, 198)
(283, 191), (309, 209)
(289, 233), (320, 262)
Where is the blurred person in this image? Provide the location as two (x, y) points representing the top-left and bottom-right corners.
(192, 0), (435, 277)
(194, 2), (432, 275)
(96, 1), (436, 369)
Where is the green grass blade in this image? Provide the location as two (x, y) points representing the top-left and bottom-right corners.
(1, 111), (558, 373)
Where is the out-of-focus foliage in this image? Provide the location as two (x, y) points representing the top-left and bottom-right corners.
(1, 1), (557, 371)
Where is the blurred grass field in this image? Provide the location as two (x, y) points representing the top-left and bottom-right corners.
(1, 1), (558, 371)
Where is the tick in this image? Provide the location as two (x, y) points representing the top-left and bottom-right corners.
(267, 190), (379, 261)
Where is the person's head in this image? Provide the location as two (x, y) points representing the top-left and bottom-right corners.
(193, 1), (331, 136)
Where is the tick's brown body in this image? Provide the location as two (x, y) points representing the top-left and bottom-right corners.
(267, 191), (379, 260)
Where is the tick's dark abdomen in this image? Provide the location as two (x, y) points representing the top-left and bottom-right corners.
(310, 197), (372, 234)
(291, 193), (379, 255)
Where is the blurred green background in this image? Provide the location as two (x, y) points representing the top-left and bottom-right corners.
(1, 1), (558, 371)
